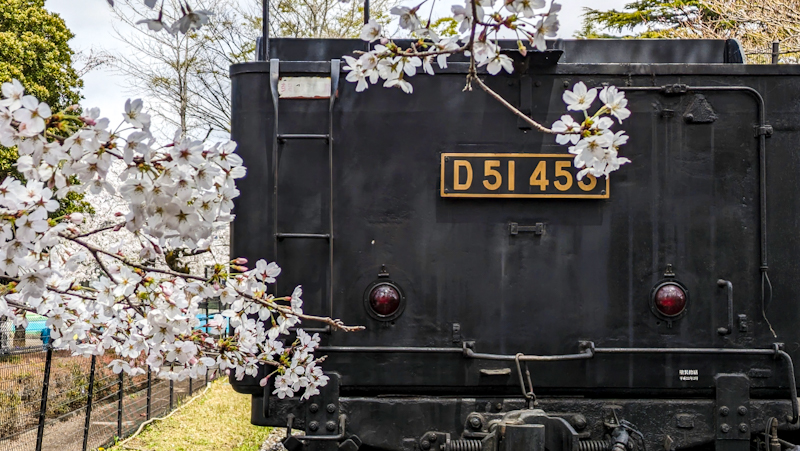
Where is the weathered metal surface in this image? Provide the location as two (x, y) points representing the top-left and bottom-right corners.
(229, 38), (800, 451)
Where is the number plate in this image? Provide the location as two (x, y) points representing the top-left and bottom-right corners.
(440, 153), (609, 199)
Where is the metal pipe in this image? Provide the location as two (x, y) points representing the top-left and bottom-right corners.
(82, 355), (97, 451)
(261, 0), (269, 61)
(465, 346), (594, 362)
(270, 59), (280, 263)
(776, 349), (799, 424)
(318, 346), (463, 353)
(328, 59), (340, 319)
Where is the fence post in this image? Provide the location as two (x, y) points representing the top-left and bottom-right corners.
(205, 368), (209, 387)
(117, 372), (124, 439)
(169, 379), (174, 411)
(35, 345), (53, 451)
(146, 368), (152, 420)
(82, 355), (97, 451)
(189, 376), (193, 395)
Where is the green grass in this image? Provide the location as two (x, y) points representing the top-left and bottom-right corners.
(108, 379), (272, 451)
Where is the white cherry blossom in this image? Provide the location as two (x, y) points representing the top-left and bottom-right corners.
(600, 85), (631, 123)
(0, 80), (362, 399)
(563, 82), (597, 112)
(360, 19), (382, 42)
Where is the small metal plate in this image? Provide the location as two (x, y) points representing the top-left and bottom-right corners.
(278, 77), (331, 98)
(440, 153), (609, 199)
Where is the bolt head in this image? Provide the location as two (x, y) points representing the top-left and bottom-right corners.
(720, 423), (731, 433)
(309, 403), (319, 413)
(421, 440), (431, 450)
(429, 435), (437, 442)
(327, 403), (337, 413)
(739, 424), (748, 433)
(495, 403), (503, 411)
(738, 406), (748, 416)
(572, 414), (588, 431)
(720, 406), (730, 416)
(469, 416), (483, 429)
(309, 421), (319, 432)
(326, 420), (337, 431)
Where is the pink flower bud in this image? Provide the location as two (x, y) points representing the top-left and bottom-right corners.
(380, 37), (389, 44)
(232, 257), (248, 265)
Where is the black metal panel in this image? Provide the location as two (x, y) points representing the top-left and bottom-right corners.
(263, 38), (740, 64)
(230, 41), (800, 402)
(551, 39), (734, 64)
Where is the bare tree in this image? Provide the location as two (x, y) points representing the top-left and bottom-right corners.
(105, 0), (392, 139)
(700, 0), (800, 63)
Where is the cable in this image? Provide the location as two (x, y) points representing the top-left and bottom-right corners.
(762, 271), (777, 338)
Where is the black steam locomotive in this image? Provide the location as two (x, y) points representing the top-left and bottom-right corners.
(229, 37), (800, 451)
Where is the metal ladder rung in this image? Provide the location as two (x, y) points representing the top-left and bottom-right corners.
(276, 233), (331, 240)
(277, 133), (330, 142)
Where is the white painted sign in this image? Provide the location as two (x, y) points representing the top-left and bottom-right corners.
(278, 77), (331, 99)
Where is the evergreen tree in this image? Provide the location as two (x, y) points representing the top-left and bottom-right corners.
(0, 0), (82, 110)
(579, 1), (714, 39)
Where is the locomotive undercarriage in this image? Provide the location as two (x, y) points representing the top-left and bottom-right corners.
(254, 372), (798, 451)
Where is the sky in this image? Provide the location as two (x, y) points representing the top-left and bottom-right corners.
(44, 0), (630, 122)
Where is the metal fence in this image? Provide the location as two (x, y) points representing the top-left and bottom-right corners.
(0, 303), (224, 451)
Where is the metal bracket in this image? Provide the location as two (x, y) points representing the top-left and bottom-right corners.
(683, 94), (717, 124)
(754, 125), (774, 137)
(305, 373), (341, 439)
(662, 84), (689, 95)
(509, 222), (545, 236)
(452, 323), (461, 343)
(715, 374), (750, 451)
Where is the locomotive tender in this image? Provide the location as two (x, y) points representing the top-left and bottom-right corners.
(229, 37), (800, 451)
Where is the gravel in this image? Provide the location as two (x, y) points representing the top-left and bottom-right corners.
(260, 428), (287, 451)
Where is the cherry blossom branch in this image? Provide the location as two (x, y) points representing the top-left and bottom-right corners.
(472, 76), (557, 134)
(70, 221), (126, 239)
